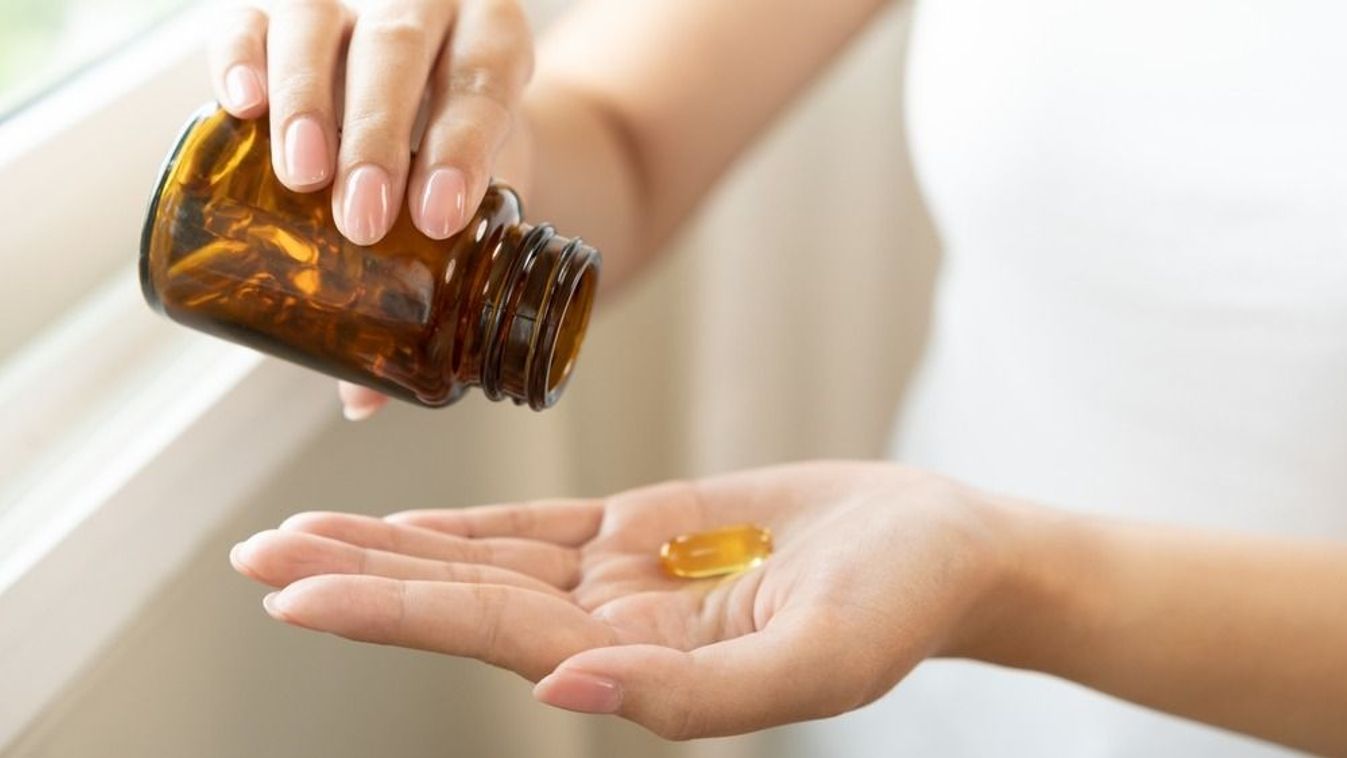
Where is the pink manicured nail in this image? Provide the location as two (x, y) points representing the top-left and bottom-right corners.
(338, 382), (385, 421)
(262, 591), (285, 617)
(283, 116), (330, 186)
(534, 670), (623, 714)
(418, 167), (467, 239)
(341, 165), (392, 245)
(230, 534), (264, 572)
(342, 402), (379, 422)
(223, 65), (264, 112)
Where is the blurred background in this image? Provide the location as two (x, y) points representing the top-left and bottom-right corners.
(0, 0), (939, 755)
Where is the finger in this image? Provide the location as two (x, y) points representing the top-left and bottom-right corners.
(280, 511), (581, 588)
(387, 498), (604, 546)
(332, 2), (454, 245)
(409, 0), (535, 239)
(533, 611), (878, 740)
(230, 529), (567, 598)
(266, 0), (349, 190)
(337, 381), (388, 421)
(207, 5), (269, 118)
(264, 574), (615, 681)
(595, 476), (796, 554)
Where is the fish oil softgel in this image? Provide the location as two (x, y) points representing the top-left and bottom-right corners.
(659, 524), (773, 579)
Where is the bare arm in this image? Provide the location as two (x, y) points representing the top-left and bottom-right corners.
(229, 460), (1347, 747)
(964, 505), (1347, 755)
(516, 0), (890, 290)
(208, 0), (889, 416)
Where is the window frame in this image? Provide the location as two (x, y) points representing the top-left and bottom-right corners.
(0, 6), (336, 748)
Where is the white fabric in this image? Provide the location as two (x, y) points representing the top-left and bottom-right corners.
(797, 1), (1347, 755)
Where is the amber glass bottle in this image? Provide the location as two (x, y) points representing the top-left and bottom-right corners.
(141, 105), (600, 410)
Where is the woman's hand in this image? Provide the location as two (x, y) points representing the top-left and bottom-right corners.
(208, 0), (537, 420)
(230, 461), (1010, 738)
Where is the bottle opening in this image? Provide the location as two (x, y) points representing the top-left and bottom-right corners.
(483, 223), (601, 410)
(545, 262), (598, 396)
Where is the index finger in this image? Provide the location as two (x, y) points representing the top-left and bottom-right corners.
(387, 498), (604, 546)
(265, 574), (616, 681)
(207, 5), (269, 118)
(409, 0), (534, 238)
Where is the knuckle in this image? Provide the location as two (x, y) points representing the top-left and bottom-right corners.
(445, 114), (506, 148)
(280, 510), (336, 532)
(451, 562), (484, 584)
(471, 584), (507, 659)
(340, 108), (404, 144)
(215, 5), (267, 38)
(505, 506), (536, 536)
(550, 550), (576, 588)
(483, 2), (534, 65)
(652, 701), (702, 742)
(235, 4), (268, 28)
(360, 15), (433, 51)
(271, 70), (328, 108)
(387, 579), (410, 639)
(470, 537), (496, 565)
(450, 513), (479, 538)
(384, 520), (411, 553)
(276, 0), (343, 14)
(640, 659), (705, 741)
(447, 66), (517, 110)
(210, 15), (265, 64)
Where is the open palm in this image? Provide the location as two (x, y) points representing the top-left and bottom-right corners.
(232, 461), (1000, 738)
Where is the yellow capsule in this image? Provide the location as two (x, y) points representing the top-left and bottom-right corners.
(659, 524), (773, 579)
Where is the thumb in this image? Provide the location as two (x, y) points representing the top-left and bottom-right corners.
(532, 610), (878, 740)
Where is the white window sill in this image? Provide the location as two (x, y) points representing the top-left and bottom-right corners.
(0, 270), (335, 749)
(0, 5), (338, 745)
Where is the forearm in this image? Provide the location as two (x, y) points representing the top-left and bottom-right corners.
(508, 0), (890, 294)
(512, 82), (648, 295)
(962, 501), (1347, 754)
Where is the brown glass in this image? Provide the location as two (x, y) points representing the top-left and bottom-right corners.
(140, 105), (600, 410)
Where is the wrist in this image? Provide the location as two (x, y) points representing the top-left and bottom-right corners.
(942, 495), (1099, 672)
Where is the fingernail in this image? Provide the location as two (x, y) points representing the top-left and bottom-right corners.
(231, 534), (262, 569)
(340, 164), (392, 245)
(284, 115), (330, 186)
(418, 167), (467, 239)
(338, 382), (386, 421)
(223, 65), (264, 112)
(342, 401), (378, 422)
(262, 591), (286, 617)
(534, 670), (623, 714)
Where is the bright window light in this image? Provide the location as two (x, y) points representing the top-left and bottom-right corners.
(0, 0), (197, 119)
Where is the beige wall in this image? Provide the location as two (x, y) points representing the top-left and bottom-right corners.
(6, 5), (938, 757)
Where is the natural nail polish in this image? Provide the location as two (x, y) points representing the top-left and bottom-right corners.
(342, 401), (379, 422)
(341, 164), (391, 245)
(337, 382), (385, 421)
(418, 167), (467, 239)
(262, 591), (284, 616)
(534, 670), (623, 714)
(283, 116), (330, 186)
(224, 65), (264, 112)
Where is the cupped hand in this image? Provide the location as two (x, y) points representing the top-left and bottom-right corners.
(208, 0), (537, 420)
(231, 461), (1012, 739)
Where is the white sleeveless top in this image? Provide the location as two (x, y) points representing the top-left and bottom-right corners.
(795, 1), (1347, 755)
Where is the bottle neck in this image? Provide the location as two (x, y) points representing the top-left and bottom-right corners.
(475, 223), (600, 410)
